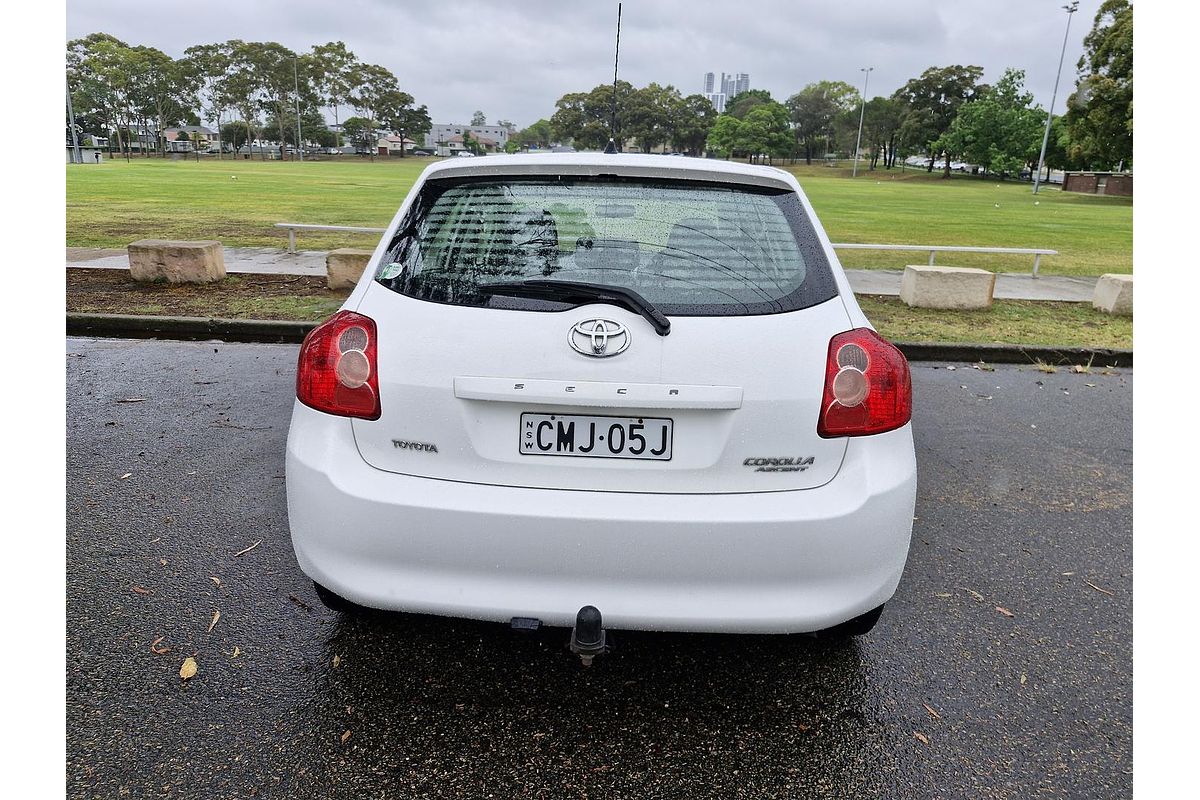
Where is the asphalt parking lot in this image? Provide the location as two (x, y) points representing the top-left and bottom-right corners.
(66, 337), (1132, 799)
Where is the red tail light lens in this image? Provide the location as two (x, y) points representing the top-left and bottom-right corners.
(818, 328), (911, 438)
(296, 311), (381, 420)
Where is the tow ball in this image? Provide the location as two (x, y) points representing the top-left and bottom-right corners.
(568, 605), (609, 666)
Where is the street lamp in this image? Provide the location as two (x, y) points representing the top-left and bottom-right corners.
(852, 67), (873, 178)
(293, 56), (303, 162)
(1033, 1), (1079, 194)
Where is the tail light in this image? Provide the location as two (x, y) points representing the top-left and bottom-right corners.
(817, 328), (911, 438)
(296, 311), (381, 420)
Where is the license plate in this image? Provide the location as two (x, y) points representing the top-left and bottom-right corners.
(520, 413), (673, 460)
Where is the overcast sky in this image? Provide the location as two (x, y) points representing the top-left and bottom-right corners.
(66, 0), (1104, 129)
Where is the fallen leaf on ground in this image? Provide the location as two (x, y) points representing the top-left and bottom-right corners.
(208, 609), (221, 633)
(934, 592), (951, 598)
(159, 559), (168, 567)
(179, 657), (198, 680)
(210, 576), (221, 587)
(150, 637), (170, 654)
(131, 585), (152, 595)
(959, 587), (985, 602)
(233, 540), (262, 557)
(289, 594), (314, 612)
(914, 732), (929, 745)
(333, 654), (341, 668)
(120, 473), (133, 480)
(996, 606), (1015, 618)
(341, 730), (352, 743)
(923, 704), (942, 720)
(1084, 579), (1115, 596)
(231, 646), (241, 658)
(1021, 673), (1028, 685)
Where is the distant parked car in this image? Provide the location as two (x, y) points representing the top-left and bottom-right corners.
(455, 151), (475, 158)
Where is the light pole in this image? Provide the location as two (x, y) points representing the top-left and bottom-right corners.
(1033, 1), (1079, 194)
(65, 78), (82, 164)
(852, 67), (873, 178)
(293, 56), (303, 162)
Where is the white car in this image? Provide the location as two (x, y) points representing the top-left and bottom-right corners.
(286, 153), (916, 657)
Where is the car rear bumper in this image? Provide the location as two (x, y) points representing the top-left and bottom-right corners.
(286, 403), (917, 634)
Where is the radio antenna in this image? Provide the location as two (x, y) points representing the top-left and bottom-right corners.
(605, 3), (622, 153)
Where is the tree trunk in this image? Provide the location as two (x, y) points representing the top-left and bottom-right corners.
(804, 141), (812, 166)
(943, 151), (951, 178)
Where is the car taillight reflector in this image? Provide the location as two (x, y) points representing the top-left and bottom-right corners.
(296, 311), (381, 420)
(818, 328), (911, 438)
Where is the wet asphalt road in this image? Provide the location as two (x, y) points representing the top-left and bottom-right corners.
(66, 338), (1132, 799)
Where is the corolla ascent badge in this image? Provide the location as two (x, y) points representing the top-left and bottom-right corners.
(568, 318), (630, 358)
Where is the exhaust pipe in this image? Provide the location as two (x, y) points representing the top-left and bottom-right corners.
(568, 605), (608, 666)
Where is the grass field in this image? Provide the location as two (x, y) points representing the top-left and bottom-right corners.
(66, 157), (1132, 277)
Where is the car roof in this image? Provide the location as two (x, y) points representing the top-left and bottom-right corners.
(419, 152), (797, 192)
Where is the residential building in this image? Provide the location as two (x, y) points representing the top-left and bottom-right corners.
(425, 123), (510, 154)
(702, 71), (749, 113)
(163, 125), (215, 152)
(377, 135), (417, 156)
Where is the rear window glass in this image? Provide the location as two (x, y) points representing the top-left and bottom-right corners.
(375, 176), (838, 316)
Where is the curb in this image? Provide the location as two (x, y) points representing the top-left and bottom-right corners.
(66, 312), (1133, 367)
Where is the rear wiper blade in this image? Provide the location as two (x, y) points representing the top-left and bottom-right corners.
(475, 279), (671, 336)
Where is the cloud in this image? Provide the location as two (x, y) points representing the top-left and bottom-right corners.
(66, 0), (1103, 127)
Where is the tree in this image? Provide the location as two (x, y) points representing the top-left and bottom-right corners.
(736, 102), (792, 163)
(1065, 0), (1132, 169)
(624, 83), (678, 153)
(705, 115), (741, 158)
(786, 81), (858, 164)
(724, 88), (774, 120)
(937, 68), (1043, 177)
(341, 116), (376, 154)
(309, 42), (361, 130)
(219, 120), (252, 151)
(861, 97), (904, 169)
(350, 63), (400, 160)
(470, 110), (487, 126)
(182, 42), (234, 158)
(893, 65), (985, 176)
(508, 118), (553, 151)
(135, 45), (194, 156)
(67, 33), (133, 158)
(550, 81), (633, 150)
(669, 94), (717, 155)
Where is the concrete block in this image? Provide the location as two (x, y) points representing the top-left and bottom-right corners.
(899, 265), (995, 310)
(1092, 273), (1132, 315)
(127, 240), (225, 283)
(326, 248), (374, 290)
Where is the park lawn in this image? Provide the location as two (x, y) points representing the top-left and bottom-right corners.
(856, 295), (1132, 350)
(66, 156), (1132, 277)
(781, 162), (1131, 276)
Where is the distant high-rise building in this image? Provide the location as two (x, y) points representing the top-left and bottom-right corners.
(702, 70), (749, 113)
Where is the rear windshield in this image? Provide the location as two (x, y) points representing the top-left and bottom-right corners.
(374, 175), (838, 316)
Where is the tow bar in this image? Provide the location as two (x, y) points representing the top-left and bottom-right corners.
(568, 605), (609, 666)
